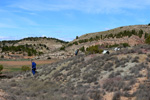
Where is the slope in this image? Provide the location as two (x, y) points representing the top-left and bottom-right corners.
(1, 44), (150, 100)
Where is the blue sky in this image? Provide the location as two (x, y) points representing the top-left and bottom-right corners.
(0, 0), (150, 41)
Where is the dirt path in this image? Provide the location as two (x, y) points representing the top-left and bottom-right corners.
(0, 59), (59, 66)
(0, 59), (60, 72)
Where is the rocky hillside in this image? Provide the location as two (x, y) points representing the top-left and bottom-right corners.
(0, 37), (68, 59)
(1, 44), (150, 100)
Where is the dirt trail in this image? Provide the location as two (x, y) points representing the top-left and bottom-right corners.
(0, 59), (59, 66)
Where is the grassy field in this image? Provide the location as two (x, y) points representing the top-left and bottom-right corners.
(0, 59), (59, 72)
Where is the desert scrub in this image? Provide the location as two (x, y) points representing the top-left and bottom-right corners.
(103, 62), (113, 71)
(134, 82), (150, 100)
(103, 79), (125, 92)
(109, 71), (121, 78)
(130, 63), (147, 76)
(132, 56), (139, 63)
(89, 90), (102, 100)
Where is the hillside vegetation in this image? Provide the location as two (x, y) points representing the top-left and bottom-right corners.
(1, 44), (150, 100)
(0, 37), (68, 59)
(61, 25), (150, 54)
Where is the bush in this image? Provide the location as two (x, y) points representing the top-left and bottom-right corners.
(21, 66), (31, 72)
(86, 45), (103, 54)
(80, 46), (85, 52)
(145, 35), (150, 44)
(60, 46), (65, 50)
(121, 43), (130, 47)
(0, 65), (3, 74)
(76, 36), (79, 39)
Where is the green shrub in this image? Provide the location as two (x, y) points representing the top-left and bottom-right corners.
(145, 35), (150, 44)
(67, 43), (73, 47)
(89, 37), (94, 42)
(79, 46), (85, 52)
(73, 41), (78, 45)
(0, 65), (3, 74)
(86, 45), (103, 54)
(60, 46), (65, 50)
(145, 33), (149, 39)
(121, 43), (130, 47)
(138, 30), (144, 38)
(21, 66), (31, 72)
(76, 36), (79, 39)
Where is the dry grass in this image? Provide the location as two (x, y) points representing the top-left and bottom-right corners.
(1, 59), (59, 72)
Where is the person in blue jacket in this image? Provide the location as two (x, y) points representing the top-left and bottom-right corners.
(31, 59), (36, 75)
(75, 49), (79, 56)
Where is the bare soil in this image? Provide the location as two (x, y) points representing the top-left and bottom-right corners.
(0, 59), (59, 72)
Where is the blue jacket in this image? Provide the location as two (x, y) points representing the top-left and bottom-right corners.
(32, 62), (36, 69)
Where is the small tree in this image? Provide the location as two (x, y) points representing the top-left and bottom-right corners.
(76, 36), (79, 39)
(0, 65), (3, 74)
(148, 23), (150, 26)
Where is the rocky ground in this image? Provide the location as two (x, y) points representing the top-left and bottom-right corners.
(1, 44), (150, 100)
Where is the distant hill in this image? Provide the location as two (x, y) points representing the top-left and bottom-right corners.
(1, 24), (150, 60)
(0, 37), (68, 60)
(62, 25), (150, 54)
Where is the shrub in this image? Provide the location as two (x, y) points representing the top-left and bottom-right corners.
(138, 30), (144, 38)
(76, 36), (79, 39)
(145, 35), (150, 44)
(103, 62), (113, 71)
(86, 45), (103, 54)
(60, 46), (65, 50)
(0, 65), (3, 74)
(145, 33), (149, 39)
(121, 43), (130, 47)
(80, 46), (85, 52)
(21, 66), (31, 72)
(73, 41), (78, 45)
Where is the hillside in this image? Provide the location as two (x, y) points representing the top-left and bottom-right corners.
(61, 25), (150, 54)
(1, 44), (150, 100)
(0, 37), (68, 60)
(77, 25), (150, 40)
(1, 25), (150, 60)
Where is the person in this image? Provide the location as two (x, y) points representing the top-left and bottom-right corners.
(31, 59), (36, 75)
(75, 49), (79, 56)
